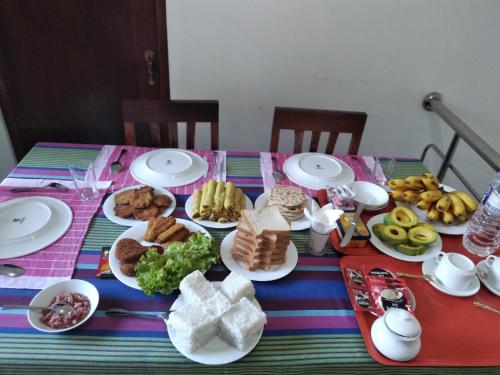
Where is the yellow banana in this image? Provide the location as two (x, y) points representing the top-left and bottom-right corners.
(420, 190), (443, 202)
(435, 194), (451, 212)
(441, 210), (455, 225)
(448, 192), (466, 217)
(387, 179), (407, 190)
(404, 176), (425, 190)
(390, 190), (405, 201)
(427, 207), (440, 222)
(455, 211), (468, 222)
(403, 190), (421, 203)
(416, 199), (432, 210)
(454, 191), (478, 213)
(421, 176), (440, 191)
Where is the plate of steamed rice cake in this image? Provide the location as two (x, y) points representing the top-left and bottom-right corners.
(185, 180), (253, 229)
(166, 270), (267, 364)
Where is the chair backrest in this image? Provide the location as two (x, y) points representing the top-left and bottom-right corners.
(121, 99), (219, 150)
(270, 106), (367, 155)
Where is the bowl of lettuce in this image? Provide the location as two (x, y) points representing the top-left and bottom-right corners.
(135, 232), (218, 296)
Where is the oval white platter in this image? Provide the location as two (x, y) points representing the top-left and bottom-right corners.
(102, 185), (176, 226)
(184, 193), (253, 229)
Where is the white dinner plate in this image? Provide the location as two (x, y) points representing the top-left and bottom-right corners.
(166, 282), (263, 365)
(102, 185), (176, 226)
(283, 153), (355, 190)
(395, 184), (469, 235)
(366, 214), (442, 262)
(422, 258), (480, 297)
(254, 192), (319, 231)
(130, 149), (208, 188)
(220, 230), (298, 281)
(184, 194), (253, 229)
(476, 260), (500, 297)
(0, 196), (73, 259)
(109, 219), (211, 290)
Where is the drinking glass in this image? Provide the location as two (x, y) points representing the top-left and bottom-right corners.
(69, 159), (100, 201)
(372, 157), (395, 185)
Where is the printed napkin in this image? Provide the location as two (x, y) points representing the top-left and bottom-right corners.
(97, 145), (227, 195)
(0, 178), (111, 289)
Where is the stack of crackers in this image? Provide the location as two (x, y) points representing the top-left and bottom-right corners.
(114, 186), (172, 220)
(268, 184), (307, 221)
(231, 206), (291, 271)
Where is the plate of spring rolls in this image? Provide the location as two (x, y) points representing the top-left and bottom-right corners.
(184, 180), (253, 229)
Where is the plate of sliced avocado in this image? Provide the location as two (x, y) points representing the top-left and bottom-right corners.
(366, 207), (442, 262)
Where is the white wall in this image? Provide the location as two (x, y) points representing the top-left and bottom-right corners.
(0, 108), (16, 179)
(166, 0), (500, 195)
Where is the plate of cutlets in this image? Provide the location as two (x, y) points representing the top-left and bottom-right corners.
(109, 216), (210, 290)
(103, 185), (175, 226)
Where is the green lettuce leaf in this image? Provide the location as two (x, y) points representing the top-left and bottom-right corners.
(135, 232), (218, 296)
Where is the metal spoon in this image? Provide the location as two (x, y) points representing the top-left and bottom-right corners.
(339, 202), (365, 247)
(2, 302), (74, 316)
(0, 264), (25, 277)
(473, 301), (500, 315)
(106, 308), (168, 320)
(109, 149), (127, 175)
(396, 272), (434, 282)
(10, 182), (69, 193)
(271, 156), (284, 183)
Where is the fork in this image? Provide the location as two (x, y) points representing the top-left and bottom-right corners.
(9, 182), (69, 193)
(105, 308), (169, 320)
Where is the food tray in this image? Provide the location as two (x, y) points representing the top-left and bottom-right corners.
(339, 255), (500, 366)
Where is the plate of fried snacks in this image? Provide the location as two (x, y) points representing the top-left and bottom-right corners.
(103, 185), (176, 226)
(109, 216), (213, 292)
(184, 180), (253, 229)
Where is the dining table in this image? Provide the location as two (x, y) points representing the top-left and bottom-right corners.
(0, 142), (498, 375)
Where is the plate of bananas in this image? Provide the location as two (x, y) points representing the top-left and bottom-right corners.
(387, 173), (478, 235)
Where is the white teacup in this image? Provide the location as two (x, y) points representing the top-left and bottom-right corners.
(434, 252), (476, 291)
(485, 255), (500, 289)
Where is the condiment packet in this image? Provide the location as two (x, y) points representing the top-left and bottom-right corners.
(350, 288), (373, 312)
(345, 267), (368, 289)
(370, 284), (414, 316)
(96, 246), (115, 279)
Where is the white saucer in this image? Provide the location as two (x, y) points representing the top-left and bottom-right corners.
(349, 181), (389, 210)
(109, 219), (211, 290)
(0, 199), (52, 241)
(395, 184), (469, 235)
(254, 192), (319, 231)
(130, 149), (208, 188)
(220, 230), (298, 281)
(166, 282), (263, 365)
(102, 185), (176, 226)
(422, 258), (481, 297)
(283, 153), (355, 190)
(367, 214), (442, 262)
(0, 196), (73, 259)
(184, 193), (253, 229)
(476, 260), (500, 297)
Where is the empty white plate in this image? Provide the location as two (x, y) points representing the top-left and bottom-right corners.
(0, 196), (73, 259)
(130, 149), (208, 188)
(283, 153), (355, 190)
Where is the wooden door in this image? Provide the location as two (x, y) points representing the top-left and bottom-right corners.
(0, 0), (169, 159)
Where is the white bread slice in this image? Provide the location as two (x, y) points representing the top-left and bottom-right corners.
(236, 221), (291, 244)
(240, 206), (290, 237)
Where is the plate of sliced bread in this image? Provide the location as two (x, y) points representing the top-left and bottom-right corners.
(255, 184), (319, 231)
(220, 206), (298, 281)
(166, 270), (266, 364)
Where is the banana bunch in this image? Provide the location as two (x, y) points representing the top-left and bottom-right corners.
(387, 173), (478, 225)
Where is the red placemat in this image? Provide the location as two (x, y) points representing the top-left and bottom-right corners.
(339, 255), (500, 366)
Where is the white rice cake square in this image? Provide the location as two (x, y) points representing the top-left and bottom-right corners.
(167, 302), (218, 353)
(179, 270), (217, 305)
(205, 290), (232, 319)
(219, 297), (267, 351)
(220, 271), (255, 303)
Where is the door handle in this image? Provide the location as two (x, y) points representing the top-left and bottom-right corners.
(144, 50), (155, 86)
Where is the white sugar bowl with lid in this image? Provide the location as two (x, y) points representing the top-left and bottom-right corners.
(371, 309), (422, 361)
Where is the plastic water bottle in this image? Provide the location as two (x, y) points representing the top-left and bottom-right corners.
(462, 177), (500, 257)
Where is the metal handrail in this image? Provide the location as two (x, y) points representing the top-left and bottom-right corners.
(422, 92), (500, 200)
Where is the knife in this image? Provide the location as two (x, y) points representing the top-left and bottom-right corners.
(339, 203), (365, 247)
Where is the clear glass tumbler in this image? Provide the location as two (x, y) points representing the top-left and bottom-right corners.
(69, 159), (100, 201)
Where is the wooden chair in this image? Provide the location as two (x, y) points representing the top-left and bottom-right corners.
(121, 99), (219, 149)
(270, 106), (367, 154)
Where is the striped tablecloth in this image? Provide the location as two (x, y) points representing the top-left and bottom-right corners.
(0, 142), (496, 375)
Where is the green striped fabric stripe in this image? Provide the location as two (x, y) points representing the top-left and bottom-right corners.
(226, 157), (261, 176)
(392, 161), (429, 179)
(17, 148), (101, 168)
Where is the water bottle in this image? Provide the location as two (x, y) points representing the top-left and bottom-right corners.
(462, 177), (500, 257)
